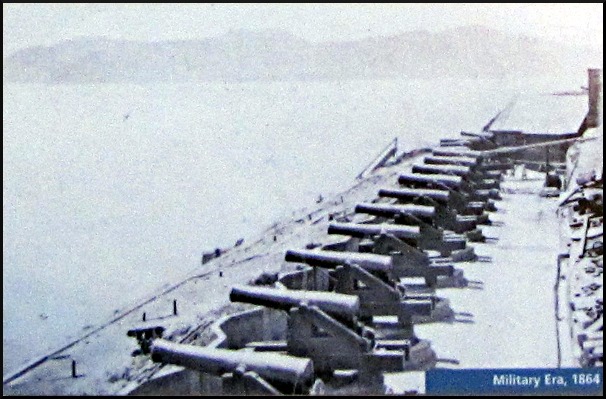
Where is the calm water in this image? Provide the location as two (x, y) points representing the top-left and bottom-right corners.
(2, 74), (584, 375)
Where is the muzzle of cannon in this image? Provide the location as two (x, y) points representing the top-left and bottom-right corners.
(230, 284), (360, 323)
(150, 339), (315, 394)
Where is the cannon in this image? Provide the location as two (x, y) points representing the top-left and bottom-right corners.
(379, 188), (495, 225)
(355, 201), (484, 234)
(422, 155), (506, 178)
(398, 172), (464, 190)
(439, 137), (496, 150)
(398, 173), (501, 202)
(412, 163), (472, 178)
(378, 187), (450, 206)
(284, 239), (445, 326)
(230, 285), (435, 374)
(352, 206), (472, 257)
(327, 222), (421, 241)
(417, 161), (499, 180)
(432, 148), (482, 158)
(285, 248), (455, 289)
(150, 338), (315, 395)
(400, 170), (499, 190)
(424, 155), (479, 167)
(285, 249), (394, 275)
(394, 215), (478, 258)
(354, 203), (435, 222)
(328, 219), (475, 261)
(378, 187), (495, 215)
(325, 224), (469, 286)
(439, 138), (470, 147)
(412, 164), (501, 190)
(327, 222), (444, 265)
(230, 284), (360, 323)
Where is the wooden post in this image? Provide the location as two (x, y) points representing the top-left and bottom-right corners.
(71, 360), (77, 378)
(587, 68), (602, 128)
(173, 300), (178, 316)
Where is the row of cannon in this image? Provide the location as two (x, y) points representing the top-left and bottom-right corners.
(558, 174), (603, 368)
(129, 144), (512, 394)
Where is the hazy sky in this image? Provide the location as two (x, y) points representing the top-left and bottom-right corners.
(3, 3), (603, 56)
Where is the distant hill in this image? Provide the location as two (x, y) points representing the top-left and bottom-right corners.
(3, 26), (602, 83)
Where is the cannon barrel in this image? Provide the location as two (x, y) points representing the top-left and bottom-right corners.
(379, 187), (472, 213)
(378, 187), (450, 204)
(398, 173), (463, 189)
(354, 203), (436, 219)
(439, 139), (470, 147)
(230, 284), (360, 320)
(327, 222), (420, 240)
(150, 339), (315, 388)
(412, 163), (471, 177)
(424, 155), (478, 167)
(432, 149), (482, 158)
(285, 248), (393, 272)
